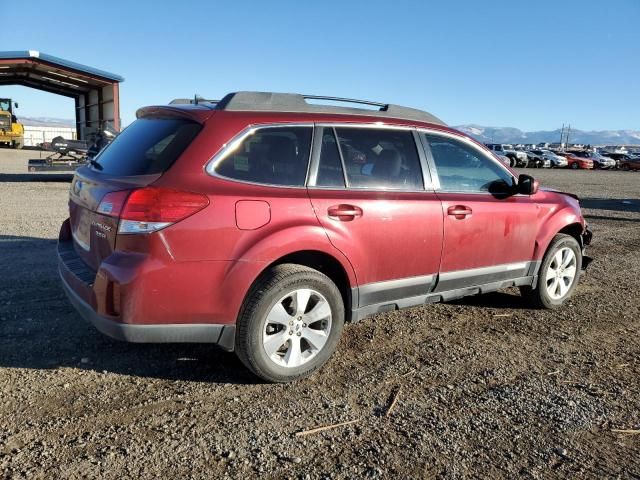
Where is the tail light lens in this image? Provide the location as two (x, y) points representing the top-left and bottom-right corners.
(97, 190), (130, 217)
(97, 187), (209, 234)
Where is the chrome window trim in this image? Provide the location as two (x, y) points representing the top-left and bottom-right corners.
(307, 125), (324, 187)
(315, 122), (416, 131)
(204, 122), (315, 189)
(418, 128), (518, 194)
(417, 130), (441, 190)
(412, 129), (434, 190)
(332, 126), (351, 188)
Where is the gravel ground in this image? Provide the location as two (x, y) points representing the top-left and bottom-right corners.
(1, 149), (639, 479)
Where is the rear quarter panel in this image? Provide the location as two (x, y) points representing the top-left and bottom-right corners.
(147, 117), (357, 323)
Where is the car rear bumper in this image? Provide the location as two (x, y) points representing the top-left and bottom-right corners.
(59, 271), (235, 349)
(57, 221), (235, 350)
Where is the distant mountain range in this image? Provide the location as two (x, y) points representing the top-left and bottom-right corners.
(17, 116), (640, 145)
(20, 116), (74, 127)
(454, 125), (640, 146)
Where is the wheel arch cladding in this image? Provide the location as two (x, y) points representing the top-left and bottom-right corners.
(237, 250), (354, 324)
(534, 214), (585, 260)
(558, 222), (585, 247)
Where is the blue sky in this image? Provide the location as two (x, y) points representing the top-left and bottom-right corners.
(3, 0), (639, 131)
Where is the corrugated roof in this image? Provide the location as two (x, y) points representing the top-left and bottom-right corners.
(0, 50), (124, 82)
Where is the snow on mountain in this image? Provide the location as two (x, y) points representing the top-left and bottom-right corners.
(454, 125), (640, 145)
(19, 116), (75, 127)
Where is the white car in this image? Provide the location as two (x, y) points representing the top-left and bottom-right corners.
(530, 149), (568, 168)
(574, 151), (616, 169)
(485, 144), (528, 167)
(493, 152), (512, 167)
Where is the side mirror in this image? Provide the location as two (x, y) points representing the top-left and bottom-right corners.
(14, 102), (18, 109)
(517, 174), (539, 195)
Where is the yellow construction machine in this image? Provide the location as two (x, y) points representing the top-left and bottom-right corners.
(0, 98), (24, 149)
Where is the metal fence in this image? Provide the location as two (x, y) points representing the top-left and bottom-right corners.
(23, 126), (76, 147)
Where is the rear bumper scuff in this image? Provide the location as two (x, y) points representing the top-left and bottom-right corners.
(58, 239), (235, 351)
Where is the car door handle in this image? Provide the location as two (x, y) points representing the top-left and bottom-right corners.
(447, 205), (472, 219)
(328, 204), (363, 221)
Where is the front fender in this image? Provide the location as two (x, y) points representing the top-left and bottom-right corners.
(533, 200), (585, 260)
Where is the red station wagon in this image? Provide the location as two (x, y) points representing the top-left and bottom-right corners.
(58, 92), (593, 382)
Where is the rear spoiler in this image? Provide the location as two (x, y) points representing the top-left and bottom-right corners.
(136, 105), (215, 123)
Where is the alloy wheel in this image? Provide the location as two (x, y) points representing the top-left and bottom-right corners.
(545, 247), (577, 300)
(262, 288), (332, 368)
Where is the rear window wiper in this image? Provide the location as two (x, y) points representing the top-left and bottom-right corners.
(89, 159), (103, 171)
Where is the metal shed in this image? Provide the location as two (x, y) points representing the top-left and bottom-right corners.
(0, 50), (123, 140)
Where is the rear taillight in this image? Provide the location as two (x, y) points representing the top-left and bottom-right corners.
(97, 190), (130, 217)
(98, 187), (209, 234)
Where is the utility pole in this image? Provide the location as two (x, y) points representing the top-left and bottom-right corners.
(560, 124), (565, 147)
(565, 124), (571, 149)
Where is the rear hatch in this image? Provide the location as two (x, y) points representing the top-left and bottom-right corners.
(68, 115), (202, 271)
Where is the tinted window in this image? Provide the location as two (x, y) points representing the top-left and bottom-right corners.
(334, 128), (423, 190)
(316, 128), (346, 188)
(425, 134), (514, 193)
(216, 127), (312, 186)
(92, 118), (201, 176)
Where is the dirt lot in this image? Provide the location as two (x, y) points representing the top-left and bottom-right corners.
(1, 149), (638, 479)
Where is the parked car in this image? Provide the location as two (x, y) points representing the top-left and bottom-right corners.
(57, 91), (593, 382)
(530, 149), (568, 168)
(618, 156), (640, 171)
(571, 151), (616, 169)
(485, 143), (528, 167)
(600, 152), (630, 169)
(493, 152), (512, 167)
(525, 150), (551, 168)
(562, 152), (594, 170)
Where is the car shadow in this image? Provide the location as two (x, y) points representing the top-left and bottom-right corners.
(584, 214), (640, 223)
(580, 197), (640, 213)
(0, 173), (74, 183)
(448, 291), (533, 310)
(0, 234), (257, 385)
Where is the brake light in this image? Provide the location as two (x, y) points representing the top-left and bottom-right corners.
(97, 190), (130, 217)
(98, 187), (209, 234)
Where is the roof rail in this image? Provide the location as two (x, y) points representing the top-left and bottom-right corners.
(215, 91), (446, 126)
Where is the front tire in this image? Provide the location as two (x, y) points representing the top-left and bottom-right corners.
(521, 234), (582, 309)
(235, 264), (345, 383)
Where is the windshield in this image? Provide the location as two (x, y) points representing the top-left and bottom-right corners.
(0, 99), (10, 112)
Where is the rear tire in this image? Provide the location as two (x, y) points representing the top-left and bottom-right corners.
(235, 264), (345, 383)
(520, 234), (582, 309)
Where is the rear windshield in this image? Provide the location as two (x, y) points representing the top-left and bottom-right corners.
(91, 118), (201, 176)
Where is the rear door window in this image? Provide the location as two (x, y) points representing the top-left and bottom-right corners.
(332, 127), (424, 190)
(92, 118), (201, 176)
(215, 127), (312, 186)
